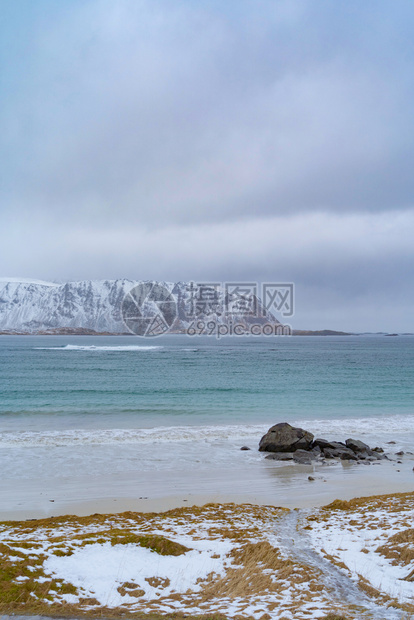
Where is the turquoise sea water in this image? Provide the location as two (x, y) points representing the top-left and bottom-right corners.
(1, 335), (413, 429)
(0, 334), (413, 514)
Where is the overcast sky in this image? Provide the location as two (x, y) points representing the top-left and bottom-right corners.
(1, 0), (413, 331)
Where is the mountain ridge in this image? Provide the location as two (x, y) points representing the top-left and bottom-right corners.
(0, 278), (280, 334)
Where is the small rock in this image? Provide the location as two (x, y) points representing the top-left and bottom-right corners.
(340, 452), (358, 461)
(312, 438), (332, 450)
(396, 451), (404, 456)
(359, 448), (384, 460)
(330, 441), (348, 450)
(308, 475), (315, 481)
(323, 447), (357, 461)
(265, 453), (294, 461)
(240, 446), (250, 451)
(313, 438), (346, 451)
(293, 449), (314, 464)
(346, 438), (370, 453)
(387, 441), (396, 444)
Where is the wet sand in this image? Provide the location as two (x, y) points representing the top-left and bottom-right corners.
(1, 455), (413, 521)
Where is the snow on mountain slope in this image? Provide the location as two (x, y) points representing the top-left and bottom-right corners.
(0, 279), (136, 332)
(0, 277), (58, 287)
(0, 279), (280, 333)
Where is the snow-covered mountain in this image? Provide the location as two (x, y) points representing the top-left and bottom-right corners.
(0, 278), (133, 333)
(0, 278), (280, 334)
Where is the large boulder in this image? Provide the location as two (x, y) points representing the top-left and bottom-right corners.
(259, 423), (314, 453)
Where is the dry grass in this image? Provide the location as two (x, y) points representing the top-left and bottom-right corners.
(404, 567), (414, 582)
(321, 491), (414, 513)
(110, 531), (191, 555)
(376, 528), (414, 565)
(357, 574), (391, 604)
(375, 527), (414, 583)
(117, 582), (145, 597)
(146, 576), (171, 588)
(1, 498), (412, 619)
(0, 503), (287, 617)
(195, 540), (312, 601)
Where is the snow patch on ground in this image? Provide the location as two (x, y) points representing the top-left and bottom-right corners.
(44, 538), (233, 607)
(306, 495), (414, 607)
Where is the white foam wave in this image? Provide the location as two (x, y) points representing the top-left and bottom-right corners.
(0, 415), (412, 448)
(0, 424), (267, 447)
(294, 414), (414, 442)
(35, 344), (163, 351)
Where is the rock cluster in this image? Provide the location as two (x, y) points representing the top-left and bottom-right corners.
(259, 422), (386, 464)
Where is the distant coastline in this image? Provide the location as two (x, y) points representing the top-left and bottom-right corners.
(0, 327), (411, 336)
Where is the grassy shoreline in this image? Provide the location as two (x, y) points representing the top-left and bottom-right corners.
(0, 492), (413, 619)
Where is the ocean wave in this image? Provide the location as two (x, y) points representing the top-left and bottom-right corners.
(0, 415), (412, 447)
(295, 414), (414, 440)
(0, 424), (268, 447)
(35, 344), (163, 351)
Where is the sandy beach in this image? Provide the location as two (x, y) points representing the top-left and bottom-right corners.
(1, 450), (413, 522)
(1, 454), (413, 618)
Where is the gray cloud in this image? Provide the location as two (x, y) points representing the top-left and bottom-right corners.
(3, 0), (414, 223)
(1, 0), (413, 330)
(1, 209), (413, 331)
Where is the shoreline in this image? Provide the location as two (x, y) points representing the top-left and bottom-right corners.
(2, 458), (413, 522)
